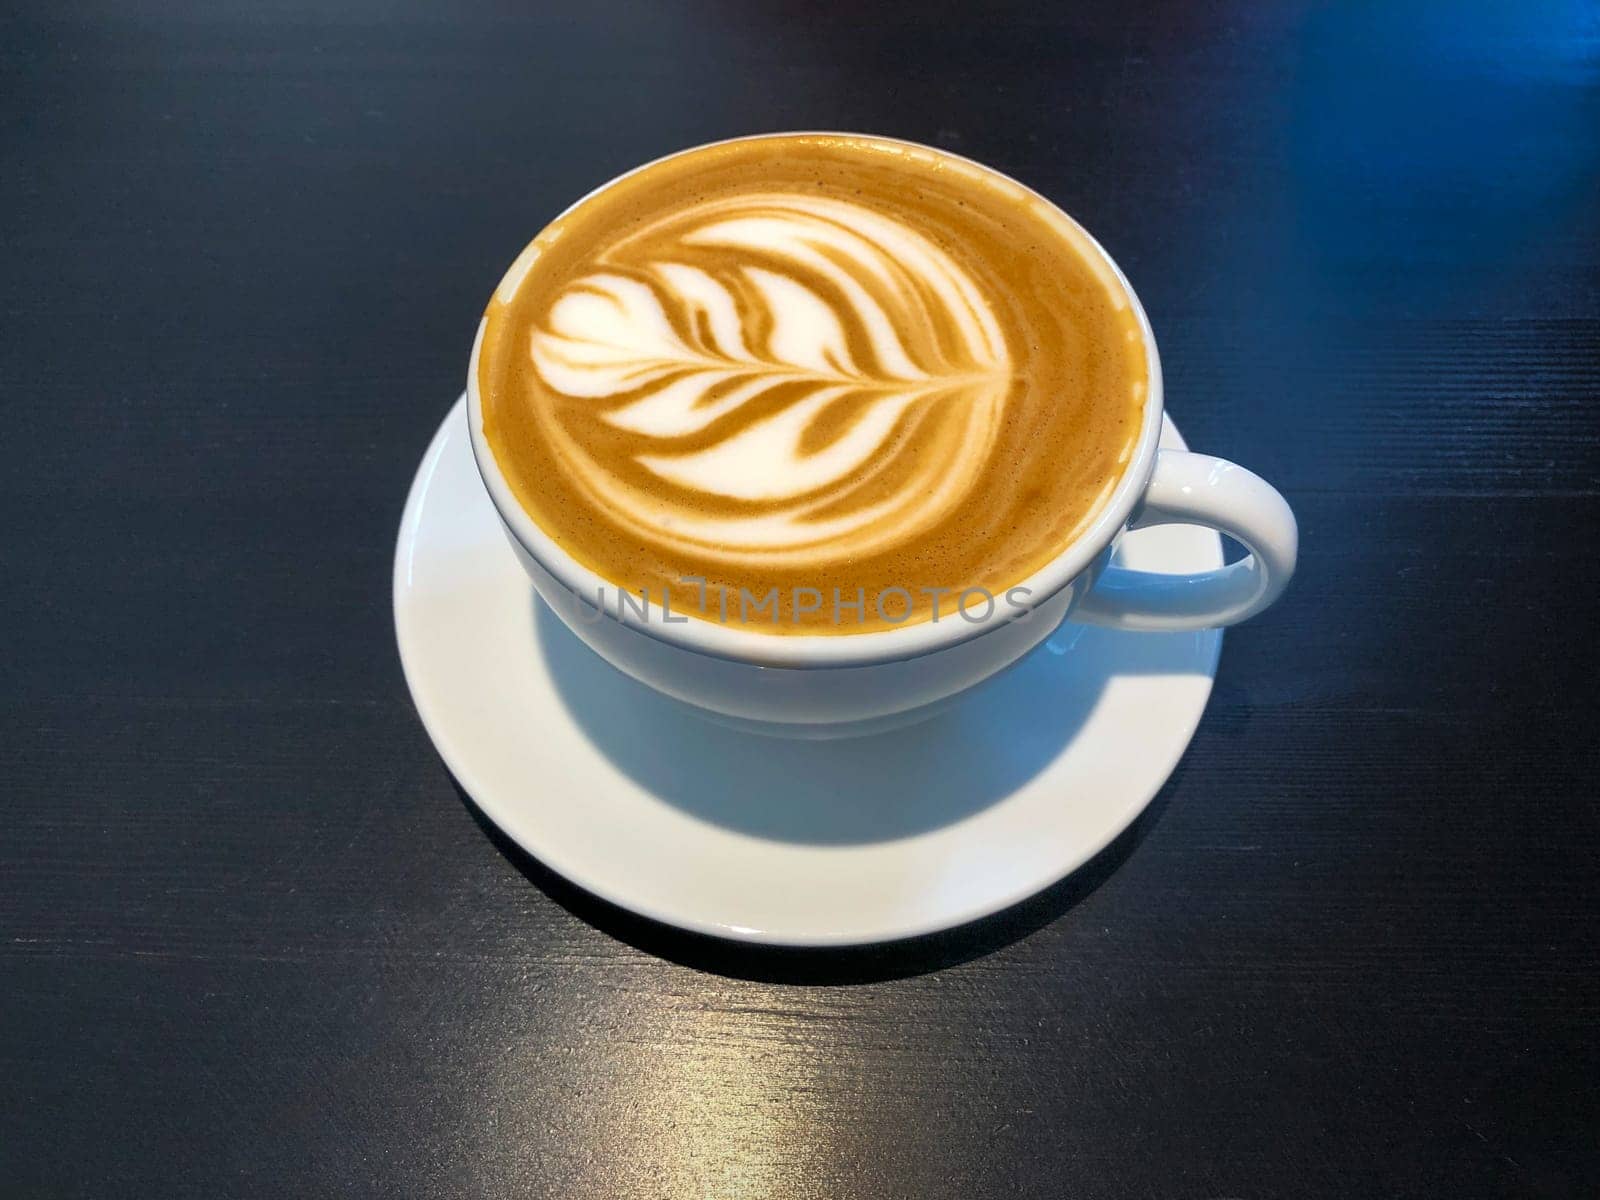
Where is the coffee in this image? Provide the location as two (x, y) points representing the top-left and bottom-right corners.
(477, 134), (1147, 632)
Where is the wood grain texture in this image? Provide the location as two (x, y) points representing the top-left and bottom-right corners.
(3, 2), (1598, 1196)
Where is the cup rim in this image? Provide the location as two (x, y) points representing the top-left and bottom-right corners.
(466, 131), (1165, 669)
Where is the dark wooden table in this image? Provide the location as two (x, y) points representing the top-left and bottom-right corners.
(6, 3), (1598, 1195)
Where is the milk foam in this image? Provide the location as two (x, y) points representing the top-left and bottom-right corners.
(525, 194), (1012, 563)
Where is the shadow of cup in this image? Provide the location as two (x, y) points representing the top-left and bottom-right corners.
(535, 598), (1207, 845)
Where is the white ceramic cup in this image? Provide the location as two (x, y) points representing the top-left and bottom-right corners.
(467, 134), (1298, 737)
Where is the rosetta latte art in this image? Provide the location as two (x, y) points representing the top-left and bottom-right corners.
(525, 194), (1013, 566)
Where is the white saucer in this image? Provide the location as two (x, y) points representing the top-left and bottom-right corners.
(394, 397), (1222, 947)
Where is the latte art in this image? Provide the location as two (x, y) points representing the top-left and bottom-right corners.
(477, 135), (1148, 632)
(528, 194), (1012, 565)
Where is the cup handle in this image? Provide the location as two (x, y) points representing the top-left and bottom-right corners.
(1071, 449), (1298, 631)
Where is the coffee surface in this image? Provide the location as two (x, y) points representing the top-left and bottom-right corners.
(478, 134), (1147, 632)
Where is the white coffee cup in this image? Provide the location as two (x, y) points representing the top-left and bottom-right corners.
(467, 135), (1297, 737)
